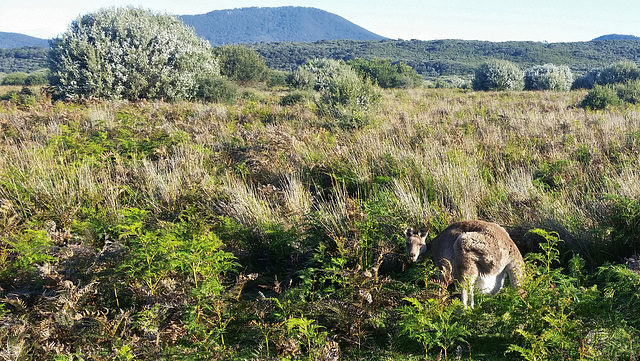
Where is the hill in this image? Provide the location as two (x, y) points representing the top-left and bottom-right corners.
(592, 34), (640, 41)
(179, 6), (386, 45)
(0, 46), (48, 73)
(0, 32), (49, 48)
(248, 38), (640, 76)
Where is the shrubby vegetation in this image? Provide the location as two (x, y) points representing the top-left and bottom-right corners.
(0, 72), (28, 85)
(1, 69), (48, 86)
(48, 7), (219, 101)
(581, 84), (622, 109)
(5, 37), (640, 81)
(0, 46), (48, 73)
(291, 58), (381, 128)
(596, 60), (640, 85)
(250, 38), (640, 78)
(195, 73), (240, 104)
(581, 80), (640, 109)
(580, 61), (640, 109)
(214, 45), (270, 85)
(524, 64), (573, 91)
(348, 58), (423, 88)
(472, 59), (524, 91)
(572, 69), (600, 89)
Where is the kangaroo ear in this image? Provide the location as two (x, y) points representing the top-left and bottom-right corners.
(404, 227), (414, 237)
(418, 228), (428, 239)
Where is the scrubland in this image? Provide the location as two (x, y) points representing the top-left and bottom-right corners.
(0, 87), (639, 360)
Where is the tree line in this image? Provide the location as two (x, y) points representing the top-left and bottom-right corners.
(248, 38), (640, 76)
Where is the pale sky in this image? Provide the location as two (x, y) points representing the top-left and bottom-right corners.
(0, 0), (638, 43)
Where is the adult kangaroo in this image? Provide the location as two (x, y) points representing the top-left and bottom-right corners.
(405, 220), (524, 308)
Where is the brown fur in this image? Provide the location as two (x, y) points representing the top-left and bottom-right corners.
(405, 220), (524, 308)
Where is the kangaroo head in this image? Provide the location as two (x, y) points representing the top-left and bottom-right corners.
(405, 227), (428, 262)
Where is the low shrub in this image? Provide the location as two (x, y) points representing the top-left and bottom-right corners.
(268, 70), (290, 88)
(196, 74), (239, 103)
(295, 59), (381, 129)
(288, 67), (316, 90)
(214, 45), (270, 85)
(432, 75), (472, 89)
(280, 90), (312, 106)
(0, 86), (41, 106)
(1, 72), (29, 85)
(581, 84), (622, 109)
(581, 79), (640, 109)
(25, 69), (49, 86)
(572, 69), (600, 89)
(615, 79), (640, 104)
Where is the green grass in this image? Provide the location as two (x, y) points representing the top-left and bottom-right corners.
(0, 88), (639, 360)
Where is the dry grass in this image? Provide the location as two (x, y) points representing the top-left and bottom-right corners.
(1, 88), (639, 247)
(0, 142), (93, 222)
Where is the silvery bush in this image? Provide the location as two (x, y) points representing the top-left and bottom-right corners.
(473, 59), (524, 91)
(48, 7), (219, 101)
(525, 64), (573, 92)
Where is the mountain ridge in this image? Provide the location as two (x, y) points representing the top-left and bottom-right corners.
(179, 6), (387, 45)
(0, 32), (50, 48)
(592, 34), (640, 41)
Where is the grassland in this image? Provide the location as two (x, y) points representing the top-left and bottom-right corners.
(0, 86), (639, 360)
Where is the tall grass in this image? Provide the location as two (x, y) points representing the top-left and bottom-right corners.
(0, 143), (95, 222)
(2, 89), (639, 254)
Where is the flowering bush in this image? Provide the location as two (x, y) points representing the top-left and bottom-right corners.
(472, 59), (524, 91)
(524, 64), (573, 91)
(48, 7), (219, 101)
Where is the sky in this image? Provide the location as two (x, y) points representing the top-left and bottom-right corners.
(0, 0), (638, 43)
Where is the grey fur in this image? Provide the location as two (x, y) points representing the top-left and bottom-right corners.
(405, 220), (524, 308)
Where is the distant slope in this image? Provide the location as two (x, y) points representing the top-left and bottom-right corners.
(0, 32), (49, 48)
(592, 34), (640, 41)
(180, 6), (386, 45)
(248, 39), (640, 76)
(0, 46), (48, 73)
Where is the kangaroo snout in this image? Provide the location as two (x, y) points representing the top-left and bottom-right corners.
(405, 227), (428, 262)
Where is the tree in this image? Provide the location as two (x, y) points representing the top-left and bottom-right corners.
(596, 60), (640, 85)
(472, 59), (524, 91)
(48, 7), (219, 101)
(348, 58), (423, 88)
(214, 45), (269, 85)
(524, 64), (573, 91)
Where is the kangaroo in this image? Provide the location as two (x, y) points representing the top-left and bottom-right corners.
(405, 220), (524, 308)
